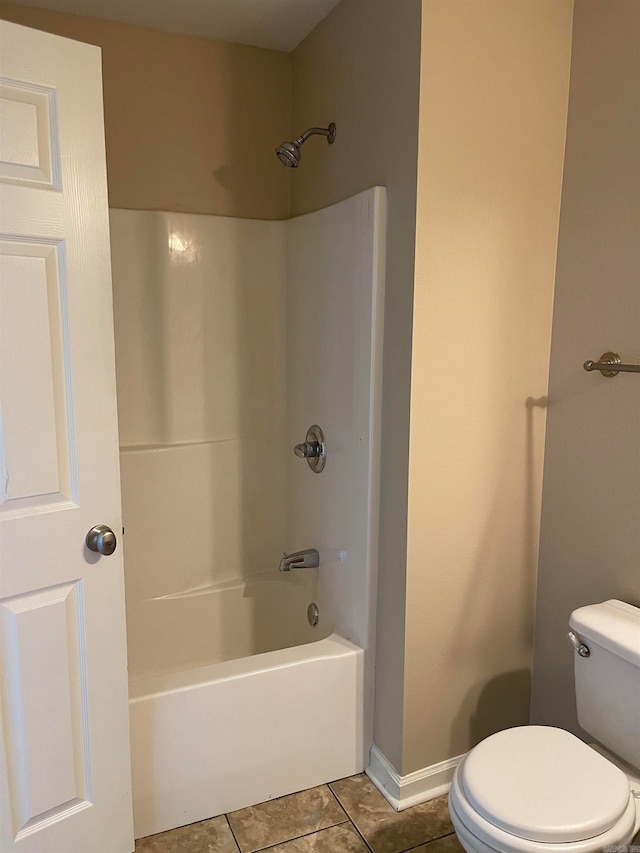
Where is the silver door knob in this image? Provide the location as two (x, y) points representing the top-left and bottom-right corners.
(86, 524), (117, 556)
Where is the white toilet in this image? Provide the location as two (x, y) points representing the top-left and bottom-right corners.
(449, 599), (640, 853)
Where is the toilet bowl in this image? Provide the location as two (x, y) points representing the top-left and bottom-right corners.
(448, 601), (640, 853)
(448, 726), (639, 853)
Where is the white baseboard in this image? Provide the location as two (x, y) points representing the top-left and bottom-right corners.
(366, 744), (464, 811)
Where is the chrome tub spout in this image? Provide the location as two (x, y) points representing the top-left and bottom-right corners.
(279, 548), (320, 572)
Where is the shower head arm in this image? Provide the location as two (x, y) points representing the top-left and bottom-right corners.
(296, 123), (336, 146)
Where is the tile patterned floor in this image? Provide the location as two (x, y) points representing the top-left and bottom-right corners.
(135, 774), (464, 853)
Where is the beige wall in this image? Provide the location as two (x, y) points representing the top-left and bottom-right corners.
(531, 0), (640, 732)
(292, 0), (423, 768)
(5, 0), (611, 778)
(402, 0), (573, 772)
(0, 1), (292, 218)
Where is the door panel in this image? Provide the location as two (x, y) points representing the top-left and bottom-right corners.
(0, 240), (76, 513)
(0, 21), (134, 853)
(0, 79), (59, 189)
(0, 581), (91, 837)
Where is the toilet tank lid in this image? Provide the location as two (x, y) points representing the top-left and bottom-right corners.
(570, 600), (640, 666)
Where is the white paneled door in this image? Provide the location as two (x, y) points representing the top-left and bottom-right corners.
(0, 21), (134, 853)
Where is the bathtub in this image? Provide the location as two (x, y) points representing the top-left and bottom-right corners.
(129, 631), (366, 839)
(114, 188), (385, 840)
(125, 572), (320, 682)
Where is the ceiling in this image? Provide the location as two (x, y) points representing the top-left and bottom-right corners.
(6, 0), (343, 51)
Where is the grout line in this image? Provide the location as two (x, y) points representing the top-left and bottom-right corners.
(328, 778), (458, 853)
(326, 783), (375, 853)
(325, 781), (349, 822)
(226, 785), (352, 853)
(246, 818), (352, 852)
(347, 818), (376, 853)
(399, 832), (458, 853)
(327, 780), (366, 828)
(225, 813), (242, 853)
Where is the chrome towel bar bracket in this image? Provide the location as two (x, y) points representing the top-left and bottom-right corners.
(583, 351), (640, 377)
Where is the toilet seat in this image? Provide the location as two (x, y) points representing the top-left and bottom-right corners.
(449, 790), (636, 853)
(449, 726), (636, 853)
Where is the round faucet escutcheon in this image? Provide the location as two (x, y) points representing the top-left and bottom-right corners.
(293, 425), (326, 473)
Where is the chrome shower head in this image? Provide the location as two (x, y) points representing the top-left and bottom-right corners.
(276, 140), (302, 168)
(275, 123), (336, 168)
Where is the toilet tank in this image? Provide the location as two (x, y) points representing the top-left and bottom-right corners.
(570, 599), (640, 770)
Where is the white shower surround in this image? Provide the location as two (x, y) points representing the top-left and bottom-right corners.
(109, 187), (386, 837)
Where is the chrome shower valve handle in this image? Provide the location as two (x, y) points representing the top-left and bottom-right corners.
(294, 440), (321, 459)
(293, 425), (326, 473)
